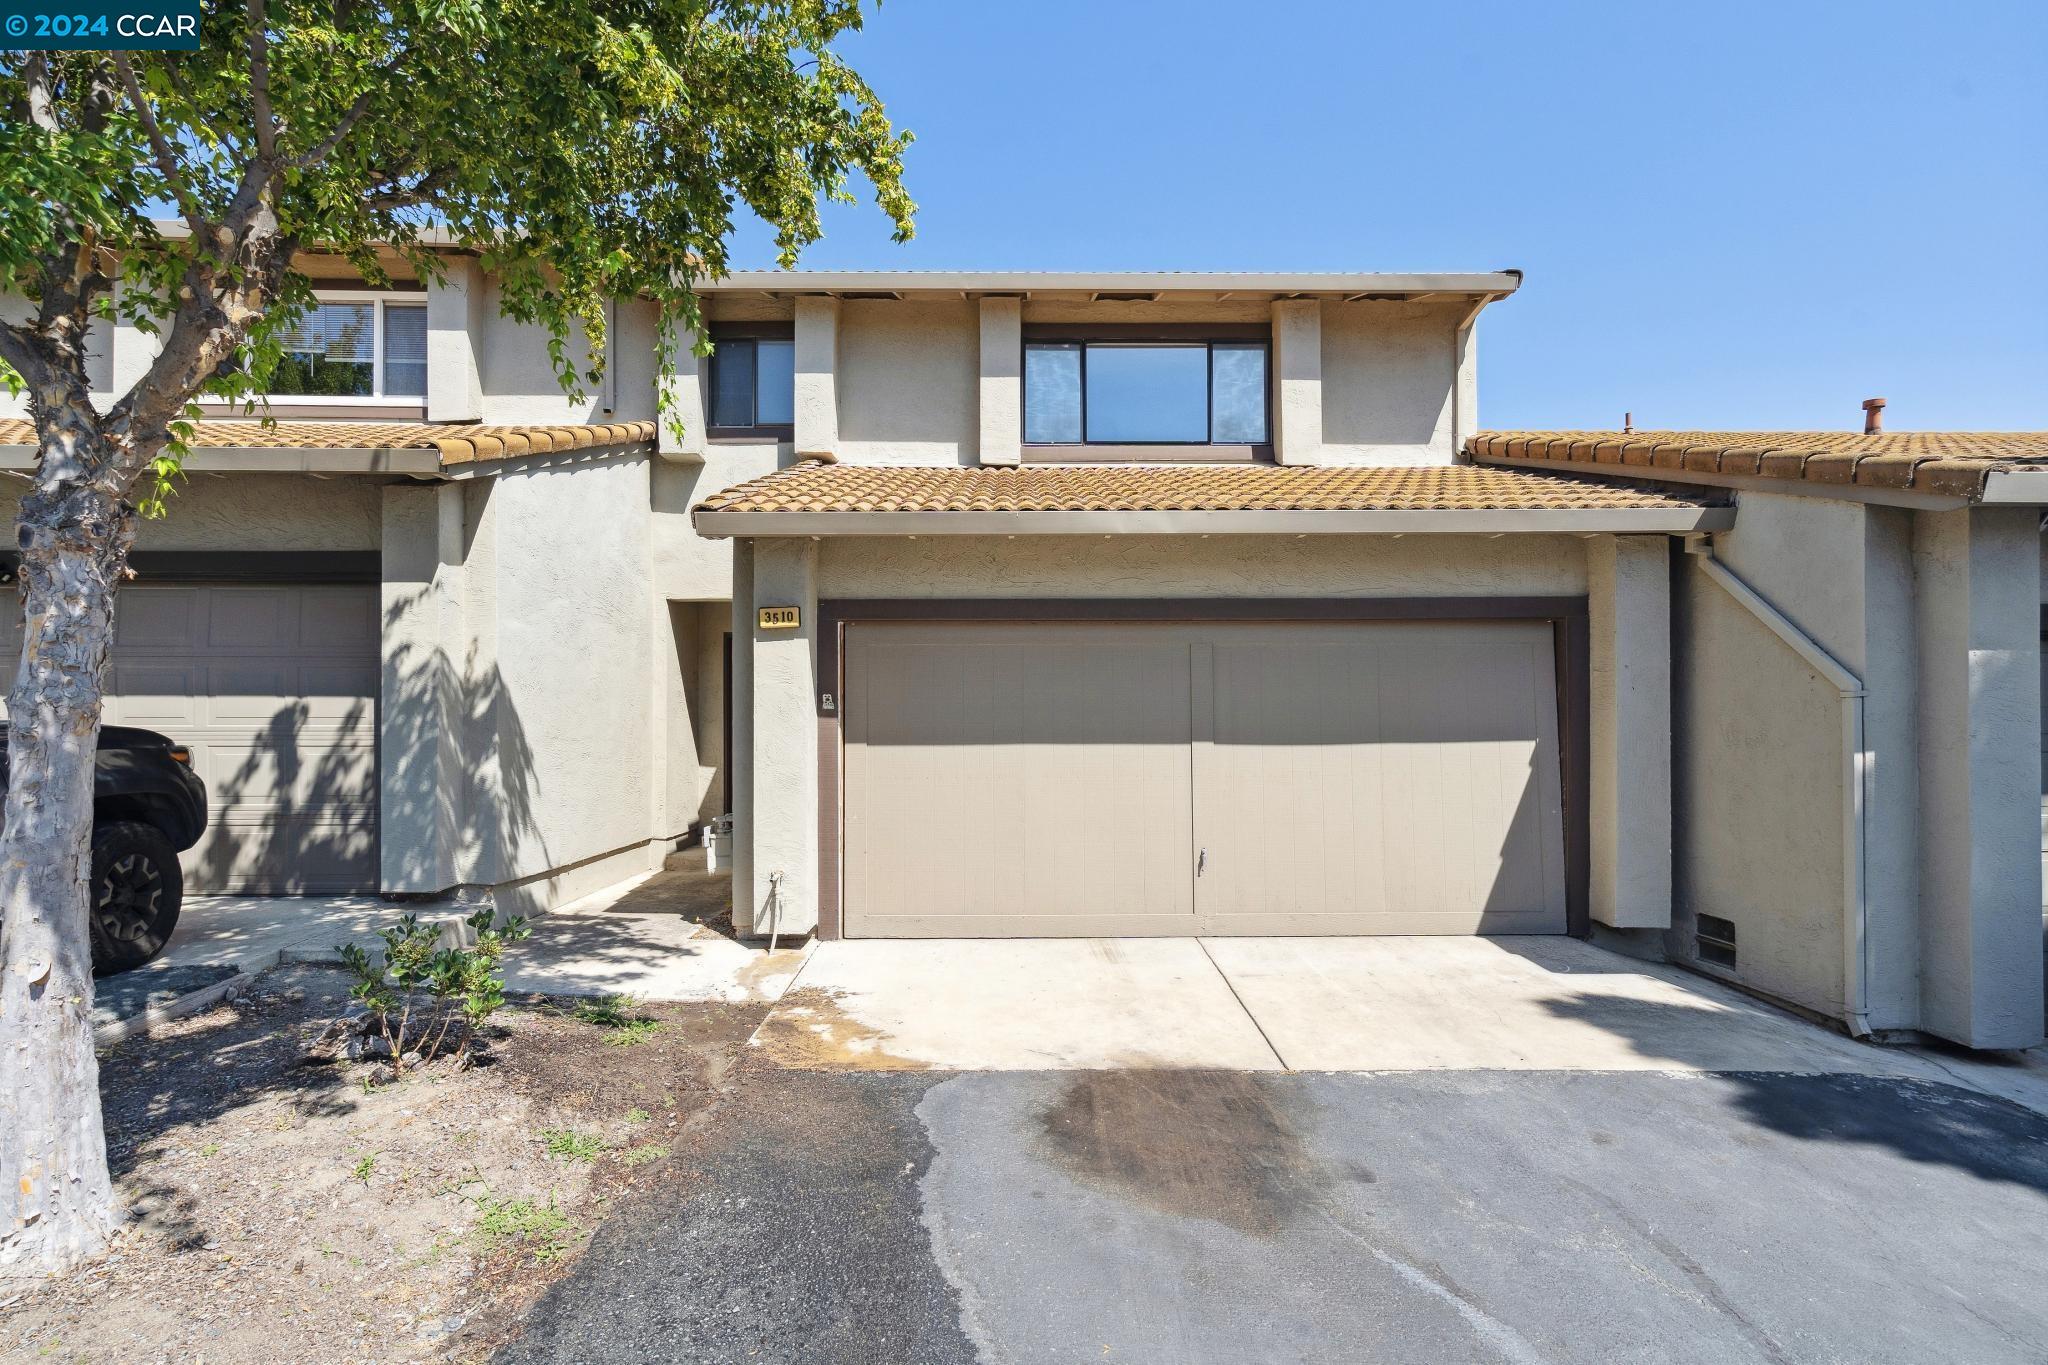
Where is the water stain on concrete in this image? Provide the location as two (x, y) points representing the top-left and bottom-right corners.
(733, 948), (809, 999)
(749, 987), (931, 1071)
(1035, 1070), (1324, 1237)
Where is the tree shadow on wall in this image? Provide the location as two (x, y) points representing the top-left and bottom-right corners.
(378, 586), (550, 898)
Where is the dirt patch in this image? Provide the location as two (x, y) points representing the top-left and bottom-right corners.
(0, 965), (768, 1364)
(1036, 1071), (1323, 1237)
(748, 987), (930, 1071)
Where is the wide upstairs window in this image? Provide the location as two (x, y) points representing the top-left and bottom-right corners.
(1024, 336), (1270, 452)
(708, 330), (796, 433)
(268, 296), (427, 399)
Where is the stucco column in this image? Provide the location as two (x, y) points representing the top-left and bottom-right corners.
(1271, 299), (1323, 464)
(658, 321), (708, 461)
(729, 540), (756, 930)
(793, 296), (840, 461)
(378, 482), (466, 894)
(426, 258), (486, 422)
(1588, 535), (1673, 927)
(1913, 506), (2044, 1048)
(745, 538), (819, 938)
(978, 296), (1022, 465)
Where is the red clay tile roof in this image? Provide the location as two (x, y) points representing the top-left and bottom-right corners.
(694, 461), (1731, 515)
(1466, 431), (2048, 499)
(0, 418), (656, 468)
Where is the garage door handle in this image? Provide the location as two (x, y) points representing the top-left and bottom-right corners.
(1197, 848), (1206, 876)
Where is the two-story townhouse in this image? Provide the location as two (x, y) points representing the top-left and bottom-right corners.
(1, 240), (712, 918)
(5, 256), (2045, 1052)
(686, 272), (2048, 1052)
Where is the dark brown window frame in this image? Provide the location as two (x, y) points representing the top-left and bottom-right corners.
(808, 596), (1591, 942)
(705, 322), (797, 441)
(1020, 324), (1274, 462)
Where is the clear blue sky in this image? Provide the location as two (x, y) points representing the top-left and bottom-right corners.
(726, 0), (2048, 431)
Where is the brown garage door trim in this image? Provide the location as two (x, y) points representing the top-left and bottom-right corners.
(814, 597), (1591, 941)
(0, 550), (381, 585)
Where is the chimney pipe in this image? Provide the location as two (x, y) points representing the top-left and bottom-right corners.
(1623, 411), (1634, 434)
(1862, 397), (1886, 435)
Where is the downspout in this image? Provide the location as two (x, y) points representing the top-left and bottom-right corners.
(1683, 534), (1872, 1038)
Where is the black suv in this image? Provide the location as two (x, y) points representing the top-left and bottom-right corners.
(0, 724), (209, 974)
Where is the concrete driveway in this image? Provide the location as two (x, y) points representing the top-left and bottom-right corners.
(499, 935), (2048, 1364)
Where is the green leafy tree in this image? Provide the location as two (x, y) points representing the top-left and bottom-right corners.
(0, 1), (912, 1275)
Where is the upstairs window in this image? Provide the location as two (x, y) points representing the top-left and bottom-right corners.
(708, 330), (796, 433)
(1024, 337), (1269, 451)
(268, 296), (427, 399)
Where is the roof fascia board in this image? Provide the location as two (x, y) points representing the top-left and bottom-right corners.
(691, 505), (1734, 539)
(1470, 454), (1974, 512)
(0, 445), (447, 475)
(696, 271), (1523, 297)
(1976, 471), (2048, 505)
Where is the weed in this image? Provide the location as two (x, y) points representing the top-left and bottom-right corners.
(572, 994), (663, 1045)
(473, 1195), (578, 1263)
(351, 1153), (376, 1183)
(617, 1143), (669, 1167)
(541, 1128), (604, 1162)
(624, 1107), (650, 1124)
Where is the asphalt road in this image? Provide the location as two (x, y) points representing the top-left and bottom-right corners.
(499, 1065), (2048, 1365)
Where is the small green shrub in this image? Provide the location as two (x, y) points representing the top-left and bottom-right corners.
(624, 1107), (650, 1124)
(541, 1128), (605, 1162)
(336, 908), (531, 1072)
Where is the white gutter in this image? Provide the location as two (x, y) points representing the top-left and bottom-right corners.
(1683, 534), (1871, 1037)
(693, 505), (1735, 539)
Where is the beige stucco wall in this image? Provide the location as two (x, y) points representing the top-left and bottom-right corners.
(818, 533), (1588, 599)
(380, 452), (679, 916)
(1671, 489), (2042, 1047)
(0, 472), (381, 552)
(478, 292), (662, 427)
(1319, 302), (1461, 465)
(834, 299), (979, 466)
(653, 441), (783, 599)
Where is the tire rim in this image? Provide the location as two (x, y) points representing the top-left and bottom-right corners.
(95, 852), (164, 948)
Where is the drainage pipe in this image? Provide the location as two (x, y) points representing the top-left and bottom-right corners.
(1683, 535), (1871, 1038)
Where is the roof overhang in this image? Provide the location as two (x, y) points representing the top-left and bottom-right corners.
(691, 505), (1735, 539)
(695, 270), (1523, 302)
(0, 444), (447, 476)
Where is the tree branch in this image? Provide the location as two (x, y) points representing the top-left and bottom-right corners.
(22, 52), (57, 131)
(111, 55), (204, 229)
(247, 0), (278, 161)
(291, 90), (372, 169)
(0, 322), (55, 392)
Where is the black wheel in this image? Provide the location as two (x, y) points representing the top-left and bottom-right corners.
(89, 821), (183, 975)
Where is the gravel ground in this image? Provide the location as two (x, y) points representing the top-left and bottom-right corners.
(1, 965), (765, 1365)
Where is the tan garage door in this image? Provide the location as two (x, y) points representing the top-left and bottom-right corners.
(842, 619), (1567, 937)
(106, 585), (379, 893)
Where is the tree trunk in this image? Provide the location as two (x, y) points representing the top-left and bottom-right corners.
(0, 440), (135, 1278)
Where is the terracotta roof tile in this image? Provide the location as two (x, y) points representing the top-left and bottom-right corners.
(1467, 431), (2048, 499)
(694, 461), (1729, 516)
(0, 418), (656, 468)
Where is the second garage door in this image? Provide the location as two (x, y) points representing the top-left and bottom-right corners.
(842, 619), (1569, 938)
(107, 584), (379, 894)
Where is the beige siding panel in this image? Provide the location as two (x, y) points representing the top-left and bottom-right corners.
(1193, 622), (1566, 934)
(844, 622), (1194, 936)
(97, 584), (378, 893)
(841, 618), (1566, 938)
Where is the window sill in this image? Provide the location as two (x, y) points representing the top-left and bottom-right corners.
(707, 425), (795, 443)
(1021, 443), (1272, 464)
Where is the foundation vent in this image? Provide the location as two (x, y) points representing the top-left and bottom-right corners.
(1695, 914), (1738, 970)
